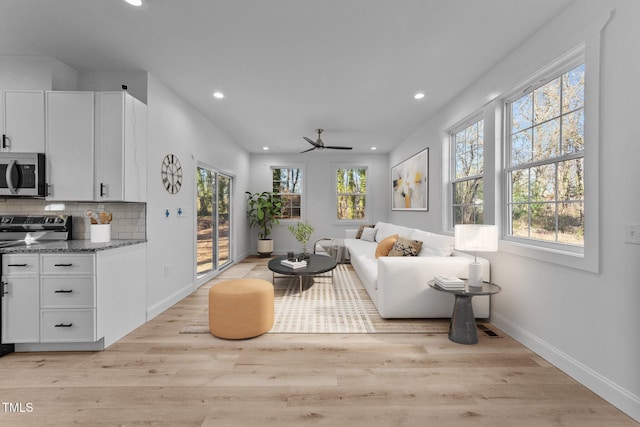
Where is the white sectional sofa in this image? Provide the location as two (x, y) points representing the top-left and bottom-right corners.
(342, 221), (490, 319)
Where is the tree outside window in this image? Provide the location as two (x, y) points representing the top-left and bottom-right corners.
(452, 119), (484, 225)
(336, 168), (367, 220)
(272, 167), (302, 220)
(507, 63), (584, 246)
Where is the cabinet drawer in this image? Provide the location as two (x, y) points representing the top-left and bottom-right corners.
(41, 277), (95, 308)
(2, 254), (39, 275)
(41, 254), (94, 275)
(40, 309), (96, 342)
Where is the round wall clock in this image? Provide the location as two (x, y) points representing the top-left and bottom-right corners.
(161, 154), (183, 194)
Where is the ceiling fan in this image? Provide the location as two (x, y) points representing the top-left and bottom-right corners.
(301, 129), (353, 153)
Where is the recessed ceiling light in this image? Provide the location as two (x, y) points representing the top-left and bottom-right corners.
(414, 92), (425, 100)
(212, 91), (225, 99)
(371, 147), (377, 150)
(263, 146), (269, 151)
(124, 0), (143, 6)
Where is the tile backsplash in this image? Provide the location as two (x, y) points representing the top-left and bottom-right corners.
(0, 199), (146, 241)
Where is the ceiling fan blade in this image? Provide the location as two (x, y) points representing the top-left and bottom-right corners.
(303, 136), (320, 147)
(324, 146), (353, 150)
(300, 147), (317, 153)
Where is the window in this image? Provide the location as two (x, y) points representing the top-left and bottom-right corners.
(336, 167), (367, 220)
(271, 167), (302, 220)
(451, 119), (484, 225)
(506, 62), (585, 247)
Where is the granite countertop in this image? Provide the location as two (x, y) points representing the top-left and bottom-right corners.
(0, 239), (146, 254)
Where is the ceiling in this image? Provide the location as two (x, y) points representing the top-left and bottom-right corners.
(0, 0), (574, 153)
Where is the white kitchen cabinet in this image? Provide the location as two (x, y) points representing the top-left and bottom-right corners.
(40, 253), (96, 343)
(45, 91), (94, 201)
(1, 254), (40, 343)
(2, 90), (45, 152)
(94, 92), (147, 202)
(6, 243), (147, 351)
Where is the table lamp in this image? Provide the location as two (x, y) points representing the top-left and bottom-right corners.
(454, 224), (498, 287)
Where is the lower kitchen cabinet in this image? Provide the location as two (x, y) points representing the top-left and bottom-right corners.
(1, 243), (146, 351)
(1, 254), (40, 343)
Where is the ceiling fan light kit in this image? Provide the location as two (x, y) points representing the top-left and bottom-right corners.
(301, 129), (353, 153)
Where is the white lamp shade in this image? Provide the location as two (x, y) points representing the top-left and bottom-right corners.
(454, 224), (498, 252)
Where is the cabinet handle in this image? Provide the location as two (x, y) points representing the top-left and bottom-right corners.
(54, 289), (73, 293)
(54, 323), (73, 328)
(8, 263), (28, 267)
(54, 263), (73, 267)
(100, 183), (106, 197)
(1, 281), (7, 297)
(2, 134), (7, 149)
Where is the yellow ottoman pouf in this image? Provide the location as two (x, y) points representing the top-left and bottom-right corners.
(208, 279), (274, 339)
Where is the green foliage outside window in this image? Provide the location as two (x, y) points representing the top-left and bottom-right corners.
(337, 168), (367, 220)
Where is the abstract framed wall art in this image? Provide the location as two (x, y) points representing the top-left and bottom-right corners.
(391, 148), (428, 211)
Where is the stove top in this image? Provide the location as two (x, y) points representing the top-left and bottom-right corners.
(0, 215), (72, 243)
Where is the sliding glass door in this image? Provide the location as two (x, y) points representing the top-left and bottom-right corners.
(197, 165), (233, 277)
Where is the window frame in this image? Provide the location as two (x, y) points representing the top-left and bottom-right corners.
(504, 59), (585, 252)
(333, 164), (370, 224)
(499, 43), (600, 273)
(450, 115), (486, 226)
(270, 165), (305, 223)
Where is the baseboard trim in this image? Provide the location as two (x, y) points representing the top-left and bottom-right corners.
(146, 283), (193, 320)
(491, 312), (640, 423)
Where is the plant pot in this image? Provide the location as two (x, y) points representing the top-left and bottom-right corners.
(257, 239), (273, 257)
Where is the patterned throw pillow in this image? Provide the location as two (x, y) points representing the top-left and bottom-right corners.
(388, 237), (423, 257)
(355, 224), (375, 239)
(375, 234), (399, 258)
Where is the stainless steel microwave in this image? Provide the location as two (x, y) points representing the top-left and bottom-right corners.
(0, 152), (46, 197)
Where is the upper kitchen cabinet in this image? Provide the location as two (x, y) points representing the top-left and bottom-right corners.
(94, 92), (147, 202)
(45, 91), (94, 201)
(2, 90), (46, 153)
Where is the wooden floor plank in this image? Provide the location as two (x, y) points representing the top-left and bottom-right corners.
(0, 257), (636, 426)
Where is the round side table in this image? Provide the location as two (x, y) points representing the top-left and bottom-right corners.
(428, 280), (501, 345)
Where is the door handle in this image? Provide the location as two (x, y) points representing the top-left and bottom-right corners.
(5, 159), (18, 195)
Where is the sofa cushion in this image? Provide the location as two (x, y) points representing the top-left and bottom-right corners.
(360, 227), (377, 242)
(355, 224), (375, 239)
(409, 229), (455, 257)
(388, 237), (423, 257)
(374, 221), (413, 242)
(375, 234), (399, 258)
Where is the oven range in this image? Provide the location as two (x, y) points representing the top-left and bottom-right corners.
(0, 215), (73, 357)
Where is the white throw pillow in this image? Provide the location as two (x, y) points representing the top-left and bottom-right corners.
(360, 227), (378, 242)
(410, 229), (455, 257)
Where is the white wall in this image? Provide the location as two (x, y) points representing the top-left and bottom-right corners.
(248, 151), (389, 254)
(78, 70), (148, 104)
(145, 74), (251, 319)
(389, 0), (640, 421)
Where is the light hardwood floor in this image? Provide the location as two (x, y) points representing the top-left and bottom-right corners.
(0, 258), (636, 426)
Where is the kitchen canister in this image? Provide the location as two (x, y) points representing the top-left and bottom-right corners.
(90, 224), (111, 243)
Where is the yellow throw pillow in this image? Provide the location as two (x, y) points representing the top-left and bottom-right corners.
(375, 234), (399, 258)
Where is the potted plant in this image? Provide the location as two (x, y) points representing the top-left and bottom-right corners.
(287, 221), (315, 258)
(246, 191), (283, 257)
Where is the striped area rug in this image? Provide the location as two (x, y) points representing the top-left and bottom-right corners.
(271, 264), (375, 333)
(181, 262), (452, 334)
